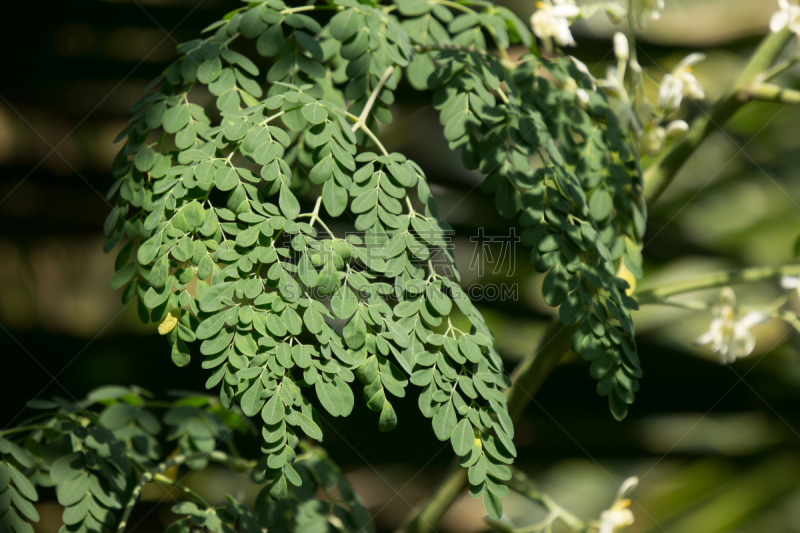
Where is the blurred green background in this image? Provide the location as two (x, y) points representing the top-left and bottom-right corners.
(3, 0), (800, 531)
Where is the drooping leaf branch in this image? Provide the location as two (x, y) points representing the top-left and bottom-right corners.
(397, 319), (576, 533)
(106, 0), (527, 519)
(0, 387), (373, 533)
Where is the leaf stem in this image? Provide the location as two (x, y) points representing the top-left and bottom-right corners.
(405, 196), (416, 215)
(280, 5), (340, 14)
(351, 66), (395, 133)
(261, 110), (286, 126)
(309, 196), (323, 228)
(347, 111), (390, 156)
(298, 197), (336, 238)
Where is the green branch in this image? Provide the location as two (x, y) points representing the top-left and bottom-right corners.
(643, 28), (793, 204)
(743, 82), (800, 105)
(759, 50), (800, 81)
(636, 263), (800, 305)
(504, 320), (579, 421)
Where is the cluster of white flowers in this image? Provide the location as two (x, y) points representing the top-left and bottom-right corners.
(770, 0), (800, 36)
(597, 30), (697, 156)
(597, 477), (638, 533)
(696, 288), (769, 364)
(636, 53), (704, 154)
(528, 1), (703, 157)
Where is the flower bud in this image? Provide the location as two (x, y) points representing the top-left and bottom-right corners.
(576, 88), (590, 107)
(665, 119), (689, 138)
(613, 32), (629, 62)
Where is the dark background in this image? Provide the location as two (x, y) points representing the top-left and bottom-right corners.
(3, 0), (800, 531)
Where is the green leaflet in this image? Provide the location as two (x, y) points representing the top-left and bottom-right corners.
(0, 440), (39, 532)
(451, 418), (474, 456)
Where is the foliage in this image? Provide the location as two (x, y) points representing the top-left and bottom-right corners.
(97, 0), (645, 524)
(12, 0), (800, 531)
(0, 386), (372, 533)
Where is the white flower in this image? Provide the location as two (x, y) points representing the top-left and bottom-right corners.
(665, 119), (689, 138)
(696, 288), (769, 364)
(613, 32), (629, 62)
(599, 504), (634, 533)
(658, 53), (705, 112)
(598, 477), (638, 533)
(531, 0), (581, 50)
(781, 275), (800, 296)
(770, 0), (800, 35)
